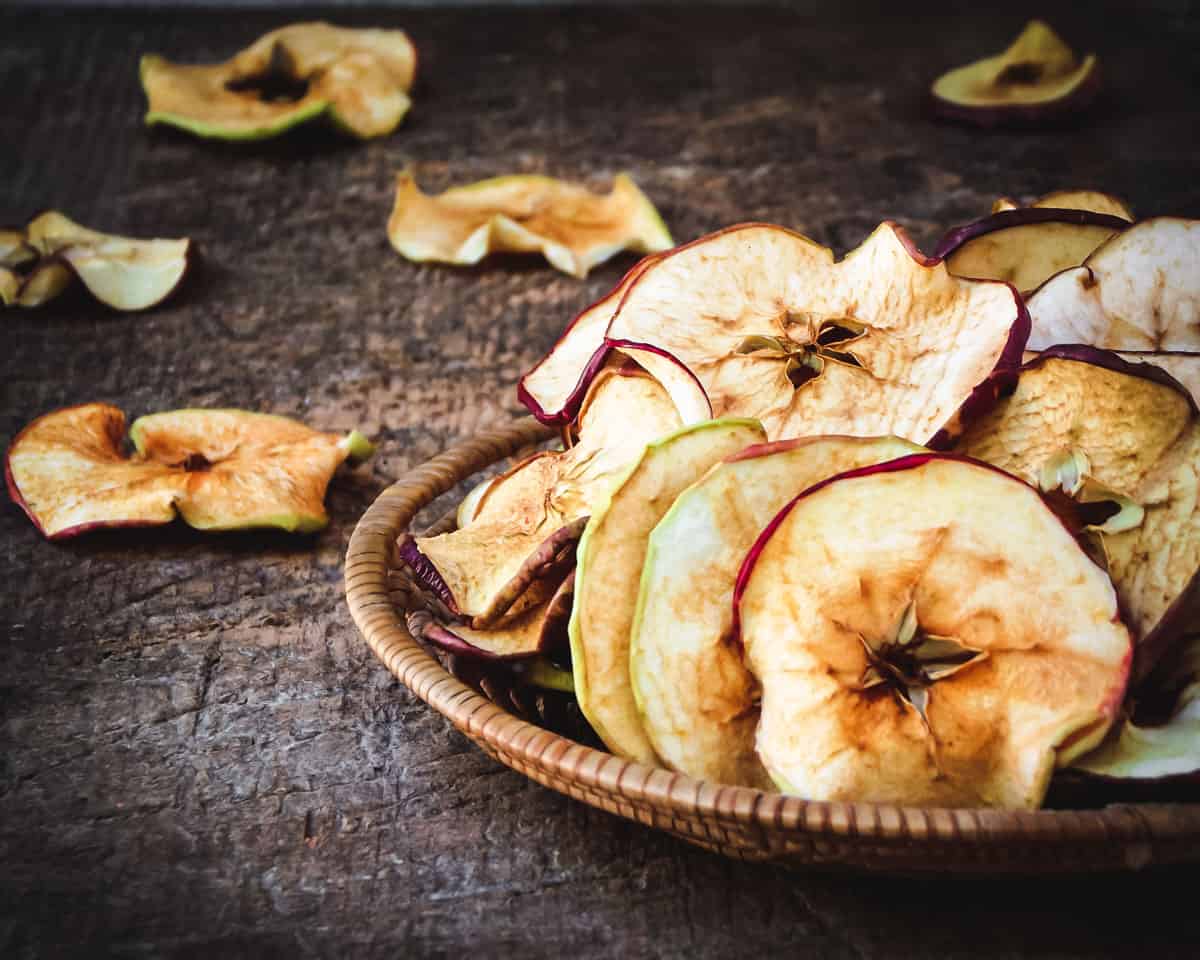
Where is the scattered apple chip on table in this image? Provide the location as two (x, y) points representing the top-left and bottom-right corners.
(1, 212), (192, 311)
(930, 19), (1101, 127)
(6, 404), (373, 539)
(631, 434), (921, 789)
(141, 22), (417, 140)
(734, 454), (1132, 809)
(386, 171), (673, 278)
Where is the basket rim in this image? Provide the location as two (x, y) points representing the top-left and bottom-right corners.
(344, 416), (1200, 863)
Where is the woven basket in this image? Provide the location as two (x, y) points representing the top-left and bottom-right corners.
(345, 418), (1200, 872)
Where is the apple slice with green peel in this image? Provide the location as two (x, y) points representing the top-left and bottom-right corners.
(734, 454), (1131, 808)
(631, 434), (920, 788)
(388, 171), (673, 280)
(141, 22), (417, 140)
(6, 404), (372, 539)
(1073, 633), (1200, 781)
(518, 255), (663, 425)
(602, 221), (1027, 447)
(1026, 218), (1200, 351)
(934, 209), (1128, 296)
(570, 417), (765, 764)
(930, 20), (1101, 128)
(957, 347), (1200, 682)
(407, 366), (684, 623)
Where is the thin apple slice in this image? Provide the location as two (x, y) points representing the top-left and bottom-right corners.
(570, 418), (765, 764)
(934, 209), (1128, 296)
(0, 229), (36, 268)
(1023, 349), (1200, 404)
(930, 20), (1101, 127)
(6, 404), (372, 539)
(989, 192), (1134, 220)
(631, 434), (920, 788)
(957, 347), (1200, 682)
(407, 366), (683, 623)
(1026, 218), (1200, 351)
(387, 172), (673, 279)
(735, 454), (1131, 809)
(141, 22), (417, 140)
(0, 266), (19, 306)
(603, 221), (1026, 447)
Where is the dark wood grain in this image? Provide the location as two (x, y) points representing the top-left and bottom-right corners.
(2, 4), (1199, 957)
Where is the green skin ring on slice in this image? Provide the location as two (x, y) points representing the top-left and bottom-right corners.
(569, 417), (766, 764)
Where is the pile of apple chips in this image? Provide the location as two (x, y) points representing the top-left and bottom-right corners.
(401, 195), (1200, 810)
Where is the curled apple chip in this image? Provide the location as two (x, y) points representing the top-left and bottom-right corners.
(601, 221), (1026, 447)
(992, 190), (1134, 221)
(930, 20), (1101, 127)
(570, 418), (766, 764)
(735, 454), (1131, 809)
(7, 404), (373, 539)
(957, 347), (1200, 682)
(631, 435), (920, 788)
(387, 172), (673, 279)
(1026, 218), (1200, 351)
(406, 366), (683, 624)
(141, 22), (417, 140)
(935, 208), (1128, 296)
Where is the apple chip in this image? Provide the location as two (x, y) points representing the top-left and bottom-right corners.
(1026, 218), (1200, 351)
(570, 418), (766, 764)
(631, 435), (920, 788)
(957, 347), (1200, 681)
(930, 20), (1101, 127)
(405, 367), (683, 624)
(735, 454), (1131, 809)
(141, 22), (417, 140)
(387, 172), (673, 279)
(600, 221), (1027, 447)
(935, 208), (1128, 296)
(6, 404), (373, 539)
(992, 190), (1134, 221)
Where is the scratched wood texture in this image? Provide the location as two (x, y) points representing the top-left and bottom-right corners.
(3, 4), (1200, 958)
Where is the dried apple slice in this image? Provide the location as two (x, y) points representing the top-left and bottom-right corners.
(0, 266), (19, 306)
(930, 20), (1101, 127)
(631, 435), (920, 788)
(6, 404), (372, 539)
(407, 366), (683, 623)
(934, 208), (1128, 296)
(1023, 349), (1200, 404)
(570, 417), (765, 764)
(140, 23), (416, 140)
(602, 221), (1027, 447)
(387, 171), (673, 279)
(734, 454), (1131, 808)
(1026, 218), (1200, 351)
(990, 191), (1134, 221)
(957, 347), (1200, 682)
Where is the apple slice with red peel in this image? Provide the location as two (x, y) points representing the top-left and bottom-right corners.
(990, 191), (1134, 221)
(387, 171), (673, 279)
(407, 366), (683, 623)
(630, 434), (920, 788)
(602, 221), (1026, 447)
(734, 454), (1131, 808)
(570, 417), (765, 764)
(6, 404), (372, 539)
(957, 347), (1200, 682)
(930, 20), (1101, 128)
(1024, 349), (1200, 405)
(934, 208), (1128, 296)
(1026, 218), (1200, 351)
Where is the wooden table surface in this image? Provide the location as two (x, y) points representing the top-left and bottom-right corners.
(3, 3), (1199, 957)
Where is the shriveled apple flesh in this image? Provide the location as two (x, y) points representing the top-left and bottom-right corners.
(604, 222), (1024, 445)
(7, 405), (370, 539)
(413, 368), (682, 622)
(571, 418), (766, 764)
(1031, 191), (1135, 221)
(1026, 218), (1200, 351)
(631, 435), (920, 788)
(940, 214), (1124, 296)
(518, 255), (662, 424)
(737, 456), (1131, 809)
(931, 20), (1097, 108)
(0, 266), (19, 306)
(1023, 349), (1200, 404)
(387, 172), (673, 279)
(1074, 634), (1200, 780)
(141, 23), (416, 140)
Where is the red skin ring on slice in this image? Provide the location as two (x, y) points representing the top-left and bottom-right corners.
(602, 337), (712, 412)
(933, 207), (1129, 262)
(1026, 344), (1199, 414)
